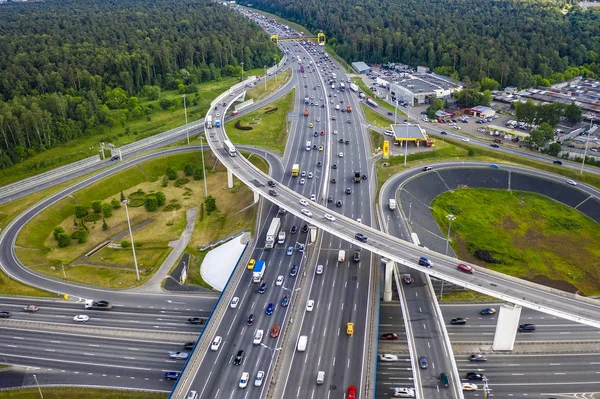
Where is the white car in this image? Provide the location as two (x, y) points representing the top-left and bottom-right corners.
(299, 199), (309, 206)
(239, 372), (250, 388)
(379, 354), (399, 362)
(317, 117), (321, 122)
(308, 172), (313, 179)
(461, 138), (470, 142)
(300, 178), (306, 185)
(333, 130), (338, 135)
(306, 300), (315, 312)
(301, 209), (313, 217)
(356, 218), (362, 224)
(316, 265), (324, 274)
(310, 194), (316, 201)
(566, 179), (577, 186)
(254, 371), (265, 387)
(253, 329), (264, 345)
(73, 315), (89, 323)
(210, 336), (222, 351)
(276, 275), (284, 286)
(230, 296), (240, 308)
(394, 387), (415, 398)
(462, 383), (478, 391)
(301, 171), (307, 177)
(338, 152), (344, 157)
(169, 351), (189, 360)
(324, 213), (336, 221)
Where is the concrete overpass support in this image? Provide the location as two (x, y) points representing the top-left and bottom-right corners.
(492, 304), (522, 351)
(253, 190), (260, 204)
(227, 169), (234, 188)
(382, 258), (394, 302)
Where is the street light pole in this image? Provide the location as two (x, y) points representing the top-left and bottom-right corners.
(264, 65), (267, 91)
(404, 114), (409, 167)
(199, 136), (208, 198)
(445, 214), (456, 256)
(240, 62), (244, 82)
(394, 99), (398, 125)
(408, 202), (412, 224)
(33, 374), (43, 398)
(580, 120), (594, 175)
(122, 200), (140, 281)
(182, 94), (189, 145)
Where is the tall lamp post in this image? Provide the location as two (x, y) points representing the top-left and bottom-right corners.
(122, 200), (140, 281)
(445, 214), (456, 256)
(182, 94), (189, 145)
(580, 120), (595, 175)
(33, 374), (43, 398)
(404, 114), (410, 167)
(199, 136), (208, 198)
(264, 65), (267, 91)
(240, 62), (244, 82)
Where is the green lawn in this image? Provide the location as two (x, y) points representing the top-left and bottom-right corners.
(431, 189), (600, 295)
(225, 89), (295, 154)
(247, 68), (292, 102)
(0, 388), (167, 399)
(369, 129), (384, 153)
(361, 104), (395, 128)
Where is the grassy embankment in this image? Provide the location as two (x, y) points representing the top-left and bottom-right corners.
(247, 68), (292, 102)
(0, 68), (266, 188)
(0, 388), (167, 399)
(14, 151), (259, 289)
(432, 189), (600, 296)
(225, 89), (295, 155)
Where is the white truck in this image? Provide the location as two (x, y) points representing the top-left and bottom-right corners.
(265, 218), (281, 249)
(338, 250), (346, 263)
(252, 260), (266, 283)
(278, 231), (286, 245)
(223, 139), (237, 157)
(389, 199), (397, 210)
(297, 335), (308, 352)
(350, 83), (359, 92)
(206, 115), (213, 129)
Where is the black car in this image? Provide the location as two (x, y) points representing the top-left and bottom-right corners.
(553, 160), (563, 165)
(451, 318), (467, 325)
(183, 342), (195, 350)
(267, 180), (277, 187)
(302, 224), (309, 233)
(490, 143), (500, 148)
(339, 139), (344, 143)
(353, 251), (360, 262)
(440, 131), (448, 135)
(165, 371), (180, 381)
(247, 314), (255, 325)
(466, 372), (484, 380)
(332, 164), (337, 169)
(0, 311), (11, 318)
(95, 300), (110, 307)
(423, 166), (432, 171)
(289, 265), (298, 277)
(111, 155), (120, 161)
(268, 189), (278, 196)
(362, 174), (367, 180)
(278, 207), (287, 215)
(470, 354), (487, 362)
(387, 111), (393, 116)
(234, 350), (245, 365)
(336, 200), (343, 207)
(345, 188), (352, 195)
(331, 178), (337, 184)
(316, 161), (322, 167)
(355, 233), (368, 243)
(328, 196), (334, 203)
(518, 323), (536, 332)
(345, 140), (350, 145)
(258, 282), (267, 294)
(291, 225), (297, 234)
(186, 317), (204, 325)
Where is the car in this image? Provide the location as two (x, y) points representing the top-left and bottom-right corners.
(308, 171), (314, 178)
(253, 329), (264, 345)
(93, 300), (110, 308)
(462, 383), (478, 391)
(286, 246), (294, 256)
(451, 318), (467, 325)
(268, 189), (278, 196)
(419, 356), (428, 369)
(457, 263), (474, 273)
(289, 265), (298, 277)
(566, 179), (577, 186)
(440, 131), (448, 135)
(301, 170), (307, 177)
(332, 164), (337, 169)
(169, 351), (189, 360)
(239, 372), (250, 388)
(339, 152), (344, 157)
(356, 218), (362, 224)
(247, 259), (256, 270)
(276, 275), (284, 286)
(267, 180), (276, 187)
(553, 160), (563, 165)
(302, 224), (309, 233)
(461, 138), (470, 142)
(355, 233), (367, 242)
(254, 371), (265, 387)
(346, 322), (354, 335)
(271, 324), (280, 338)
(316, 161), (322, 167)
(418, 256), (433, 267)
(309, 123), (313, 128)
(347, 120), (352, 124)
(306, 299), (315, 312)
(320, 131), (325, 136)
(230, 296), (240, 308)
(316, 264), (324, 274)
(379, 354), (399, 362)
(422, 166), (432, 171)
(258, 282), (267, 294)
(380, 333), (398, 340)
(518, 323), (536, 332)
(210, 336), (222, 351)
(327, 196), (334, 203)
(313, 131), (319, 137)
(440, 373), (449, 388)
(23, 305), (38, 312)
(339, 138), (345, 144)
(480, 308), (496, 315)
(469, 354), (487, 362)
(466, 372), (484, 380)
(347, 385), (357, 399)
(247, 314), (255, 325)
(310, 193), (316, 201)
(301, 209), (313, 217)
(333, 130), (338, 135)
(299, 198), (309, 207)
(164, 371), (180, 381)
(345, 187), (352, 195)
(362, 174), (367, 180)
(393, 387), (415, 398)
(317, 117), (321, 122)
(265, 303), (275, 315)
(336, 200), (343, 207)
(490, 143), (500, 148)
(183, 342), (195, 350)
(490, 163), (500, 169)
(73, 314), (88, 322)
(345, 140), (350, 145)
(291, 225), (298, 234)
(186, 391), (198, 399)
(300, 178), (306, 185)
(402, 274), (413, 284)
(353, 251), (360, 262)
(281, 295), (290, 307)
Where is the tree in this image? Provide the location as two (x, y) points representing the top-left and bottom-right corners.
(548, 142), (562, 156)
(526, 122), (554, 149)
(193, 167), (204, 181)
(166, 166), (177, 180)
(74, 227), (88, 244)
(102, 203), (113, 218)
(53, 226), (65, 240)
(102, 218), (108, 230)
(74, 205), (88, 218)
(564, 102), (583, 124)
(91, 200), (102, 214)
(155, 191), (166, 206)
(120, 190), (125, 202)
(144, 196), (158, 211)
(479, 77), (500, 91)
(57, 232), (71, 248)
(205, 195), (217, 215)
(184, 162), (195, 176)
(515, 99), (537, 125)
(111, 197), (121, 209)
(536, 103), (562, 127)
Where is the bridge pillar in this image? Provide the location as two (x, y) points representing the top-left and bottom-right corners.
(492, 304), (522, 351)
(227, 169), (234, 189)
(254, 190), (260, 204)
(383, 258), (393, 302)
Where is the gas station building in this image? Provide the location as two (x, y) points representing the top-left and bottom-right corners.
(391, 124), (433, 147)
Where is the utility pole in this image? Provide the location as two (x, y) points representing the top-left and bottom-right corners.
(182, 94), (189, 145)
(445, 214), (456, 255)
(199, 136), (208, 198)
(580, 120), (594, 175)
(122, 200), (140, 281)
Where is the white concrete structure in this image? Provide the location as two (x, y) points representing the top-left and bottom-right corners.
(492, 304), (522, 351)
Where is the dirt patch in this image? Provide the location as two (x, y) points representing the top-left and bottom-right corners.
(524, 275), (580, 294)
(500, 215), (518, 231)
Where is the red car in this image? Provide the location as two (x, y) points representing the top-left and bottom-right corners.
(457, 263), (474, 274)
(271, 324), (280, 338)
(380, 333), (398, 340)
(347, 385), (356, 399)
(320, 131), (325, 136)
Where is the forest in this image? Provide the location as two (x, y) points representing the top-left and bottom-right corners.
(0, 0), (279, 169)
(242, 0), (600, 87)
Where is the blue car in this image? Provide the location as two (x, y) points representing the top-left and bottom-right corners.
(490, 164), (500, 169)
(419, 356), (429, 369)
(265, 303), (275, 315)
(289, 265), (298, 277)
(418, 256), (433, 268)
(281, 295), (290, 307)
(164, 371), (180, 381)
(258, 282), (267, 294)
(286, 246), (294, 256)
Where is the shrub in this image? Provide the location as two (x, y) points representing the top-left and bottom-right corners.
(102, 203), (113, 218)
(53, 226), (65, 240)
(161, 175), (169, 187)
(205, 195), (217, 215)
(128, 198), (145, 207)
(193, 167), (204, 180)
(184, 162), (195, 176)
(57, 232), (71, 248)
(102, 219), (108, 230)
(164, 203), (182, 211)
(84, 214), (101, 223)
(166, 166), (177, 180)
(234, 120), (253, 131)
(155, 191), (166, 206)
(144, 196), (158, 211)
(111, 198), (121, 209)
(74, 205), (88, 218)
(73, 227), (88, 244)
(91, 200), (102, 214)
(121, 240), (131, 248)
(120, 190), (125, 201)
(474, 249), (501, 264)
(174, 178), (190, 187)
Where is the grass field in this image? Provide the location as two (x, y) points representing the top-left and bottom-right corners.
(369, 129), (384, 154)
(361, 104), (395, 128)
(247, 69), (292, 102)
(0, 388), (167, 399)
(431, 189), (600, 295)
(225, 89), (295, 154)
(440, 290), (498, 303)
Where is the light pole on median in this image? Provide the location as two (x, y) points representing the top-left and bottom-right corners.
(33, 374), (43, 398)
(240, 62), (244, 82)
(264, 65), (267, 91)
(199, 136), (208, 198)
(182, 94), (189, 145)
(404, 113), (409, 167)
(445, 214), (456, 256)
(394, 99), (398, 125)
(122, 200), (140, 281)
(408, 202), (412, 224)
(580, 120), (594, 175)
